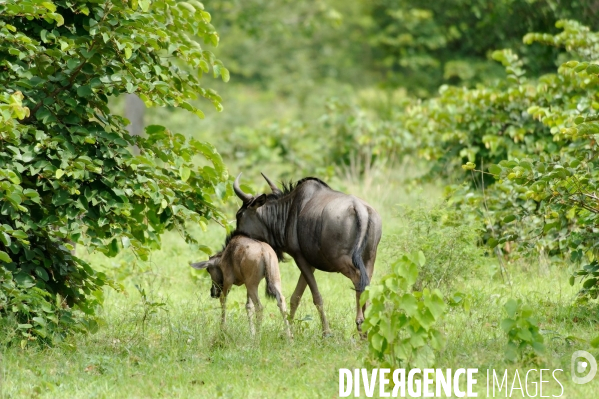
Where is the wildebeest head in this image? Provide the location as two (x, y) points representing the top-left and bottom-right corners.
(191, 255), (224, 298)
(233, 173), (276, 243)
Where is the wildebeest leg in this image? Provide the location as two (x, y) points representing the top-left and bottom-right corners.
(246, 291), (256, 336)
(361, 251), (378, 323)
(289, 270), (311, 321)
(338, 259), (368, 336)
(296, 258), (330, 335)
(355, 291), (365, 337)
(248, 289), (263, 336)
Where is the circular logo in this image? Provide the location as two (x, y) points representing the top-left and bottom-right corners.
(571, 350), (597, 384)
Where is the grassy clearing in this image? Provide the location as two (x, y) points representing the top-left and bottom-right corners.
(2, 173), (599, 398)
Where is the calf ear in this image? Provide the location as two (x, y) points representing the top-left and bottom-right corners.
(190, 260), (209, 269)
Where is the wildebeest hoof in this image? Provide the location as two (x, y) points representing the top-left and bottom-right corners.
(322, 331), (333, 338)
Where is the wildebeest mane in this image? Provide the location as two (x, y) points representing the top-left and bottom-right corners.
(234, 177), (329, 262)
(269, 177), (330, 200)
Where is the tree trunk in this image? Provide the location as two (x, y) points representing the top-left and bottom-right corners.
(125, 94), (145, 154)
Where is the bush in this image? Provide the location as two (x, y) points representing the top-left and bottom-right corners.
(387, 203), (486, 292)
(0, 267), (99, 346)
(0, 0), (229, 342)
(384, 20), (599, 300)
(501, 298), (545, 364)
(362, 252), (446, 368)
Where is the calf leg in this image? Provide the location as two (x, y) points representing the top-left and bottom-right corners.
(220, 293), (227, 327)
(246, 292), (256, 336)
(247, 288), (263, 336)
(272, 280), (292, 339)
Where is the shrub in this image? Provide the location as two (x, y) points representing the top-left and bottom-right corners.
(387, 203), (485, 292)
(0, 267), (97, 346)
(501, 298), (545, 364)
(488, 21), (599, 295)
(362, 252), (446, 368)
(0, 0), (229, 342)
(570, 261), (599, 302)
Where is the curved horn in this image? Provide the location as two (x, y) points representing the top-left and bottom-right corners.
(233, 173), (252, 203)
(261, 172), (282, 194)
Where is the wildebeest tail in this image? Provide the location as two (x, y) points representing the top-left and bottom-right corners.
(263, 251), (281, 301)
(352, 201), (370, 292)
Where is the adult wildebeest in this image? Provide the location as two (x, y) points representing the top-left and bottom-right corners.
(233, 173), (382, 335)
(191, 232), (292, 338)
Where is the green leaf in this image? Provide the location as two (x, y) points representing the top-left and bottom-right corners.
(504, 298), (518, 318)
(423, 291), (446, 319)
(221, 67), (230, 82)
(0, 250), (12, 263)
(146, 125), (166, 135)
(488, 164), (502, 175)
(417, 251), (426, 267)
(67, 58), (80, 70)
(462, 162), (475, 171)
(77, 85), (93, 97)
(11, 230), (27, 240)
(6, 170), (21, 184)
(50, 12), (64, 26)
(430, 329), (446, 350)
(194, 109), (205, 119)
(582, 278), (597, 289)
(56, 169), (65, 179)
(501, 318), (516, 333)
(41, 2), (56, 11)
(370, 332), (384, 352)
(590, 335), (599, 348)
(586, 64), (599, 74)
(399, 294), (418, 316)
(191, 140), (227, 181)
(35, 267), (49, 282)
(179, 166), (191, 182)
(139, 0), (151, 11)
(0, 232), (10, 246)
(198, 245), (212, 255)
(517, 328), (532, 341)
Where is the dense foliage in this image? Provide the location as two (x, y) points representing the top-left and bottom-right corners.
(502, 298), (545, 364)
(365, 0), (598, 94)
(0, 0), (229, 342)
(3, 0), (599, 354)
(433, 21), (599, 299)
(362, 252), (447, 368)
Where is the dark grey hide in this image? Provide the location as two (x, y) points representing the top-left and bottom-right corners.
(233, 173), (382, 334)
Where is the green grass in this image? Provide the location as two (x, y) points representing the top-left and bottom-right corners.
(2, 173), (599, 398)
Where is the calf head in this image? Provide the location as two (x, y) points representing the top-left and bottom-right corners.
(191, 255), (224, 298)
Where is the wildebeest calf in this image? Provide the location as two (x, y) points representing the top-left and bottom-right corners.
(191, 232), (291, 338)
